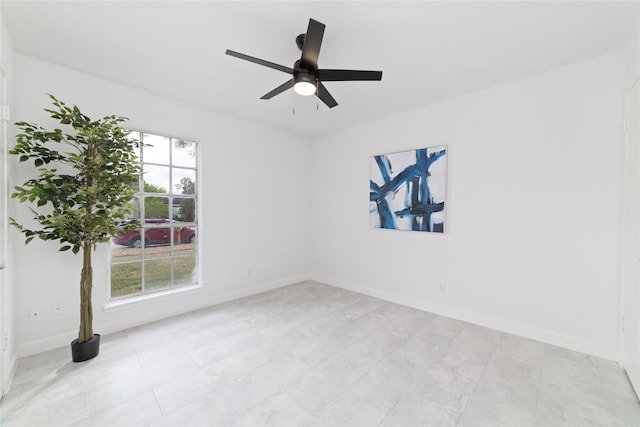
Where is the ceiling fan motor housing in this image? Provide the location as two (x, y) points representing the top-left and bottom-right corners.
(293, 59), (317, 85)
(295, 33), (306, 51)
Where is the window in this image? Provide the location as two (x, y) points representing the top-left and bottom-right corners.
(110, 132), (198, 299)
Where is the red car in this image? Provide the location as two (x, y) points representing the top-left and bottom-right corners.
(113, 218), (196, 248)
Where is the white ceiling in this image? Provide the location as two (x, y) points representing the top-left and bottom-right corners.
(2, 1), (639, 138)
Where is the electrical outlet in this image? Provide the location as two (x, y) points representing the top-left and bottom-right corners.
(439, 283), (446, 293)
(3, 334), (8, 352)
(52, 304), (64, 316)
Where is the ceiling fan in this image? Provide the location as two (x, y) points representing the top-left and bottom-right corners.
(225, 18), (383, 108)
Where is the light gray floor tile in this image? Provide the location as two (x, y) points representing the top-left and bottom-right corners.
(217, 357), (310, 415)
(458, 400), (535, 427)
(283, 374), (343, 415)
(230, 390), (313, 427)
(348, 351), (422, 414)
(134, 334), (205, 370)
(364, 303), (415, 338)
(535, 381), (613, 426)
(148, 387), (237, 426)
(446, 325), (500, 369)
(539, 349), (602, 398)
(88, 352), (198, 415)
(288, 330), (358, 368)
(76, 391), (161, 427)
(596, 357), (639, 401)
(283, 338), (382, 415)
(297, 310), (361, 339)
(152, 349), (266, 415)
(340, 294), (389, 319)
(603, 393), (640, 427)
(187, 329), (266, 366)
(10, 346), (71, 385)
(458, 355), (540, 427)
(428, 314), (467, 338)
(497, 332), (547, 371)
(1, 281), (637, 427)
(310, 391), (387, 427)
(382, 351), (486, 427)
(2, 389), (88, 427)
(479, 354), (540, 397)
(380, 384), (462, 427)
(394, 329), (453, 368)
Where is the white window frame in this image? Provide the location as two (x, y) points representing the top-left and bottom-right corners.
(107, 130), (202, 303)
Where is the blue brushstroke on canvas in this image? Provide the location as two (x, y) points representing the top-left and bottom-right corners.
(370, 146), (446, 233)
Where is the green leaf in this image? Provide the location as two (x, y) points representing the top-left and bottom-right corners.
(11, 95), (140, 261)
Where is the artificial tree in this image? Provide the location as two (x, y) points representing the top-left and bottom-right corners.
(10, 95), (141, 361)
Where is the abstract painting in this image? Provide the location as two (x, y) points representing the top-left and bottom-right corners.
(370, 146), (447, 233)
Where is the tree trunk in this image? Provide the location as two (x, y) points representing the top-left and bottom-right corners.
(78, 243), (94, 343)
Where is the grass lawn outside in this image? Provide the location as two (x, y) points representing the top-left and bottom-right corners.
(111, 254), (196, 298)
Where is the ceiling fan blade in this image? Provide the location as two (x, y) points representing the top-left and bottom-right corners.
(226, 50), (293, 74)
(300, 19), (325, 69)
(318, 69), (383, 81)
(316, 82), (338, 108)
(260, 80), (294, 100)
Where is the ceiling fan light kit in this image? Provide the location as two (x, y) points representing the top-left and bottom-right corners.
(293, 68), (317, 96)
(294, 81), (316, 96)
(226, 18), (383, 108)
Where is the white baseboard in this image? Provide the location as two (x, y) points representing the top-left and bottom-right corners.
(17, 273), (311, 358)
(17, 331), (78, 359)
(17, 272), (616, 362)
(207, 274), (312, 306)
(312, 274), (619, 361)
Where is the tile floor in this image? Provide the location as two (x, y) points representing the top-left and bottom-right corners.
(1, 280), (639, 426)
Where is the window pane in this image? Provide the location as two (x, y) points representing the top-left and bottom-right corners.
(173, 140), (196, 168)
(111, 234), (142, 261)
(129, 132), (141, 157)
(127, 134), (141, 190)
(144, 241), (171, 259)
(144, 164), (170, 193)
(144, 259), (172, 291)
(144, 197), (169, 220)
(173, 197), (196, 223)
(111, 262), (142, 298)
(173, 256), (197, 287)
(143, 134), (170, 165)
(128, 196), (141, 220)
(129, 174), (141, 192)
(174, 226), (196, 255)
(113, 222), (145, 249)
(173, 168), (196, 196)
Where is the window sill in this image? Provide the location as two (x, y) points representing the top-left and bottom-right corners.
(103, 284), (204, 313)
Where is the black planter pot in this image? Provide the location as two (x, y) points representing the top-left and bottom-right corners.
(71, 334), (100, 362)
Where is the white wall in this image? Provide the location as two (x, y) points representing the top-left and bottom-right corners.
(0, 12), (17, 396)
(621, 20), (640, 391)
(311, 51), (625, 360)
(626, 22), (640, 92)
(12, 55), (311, 356)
